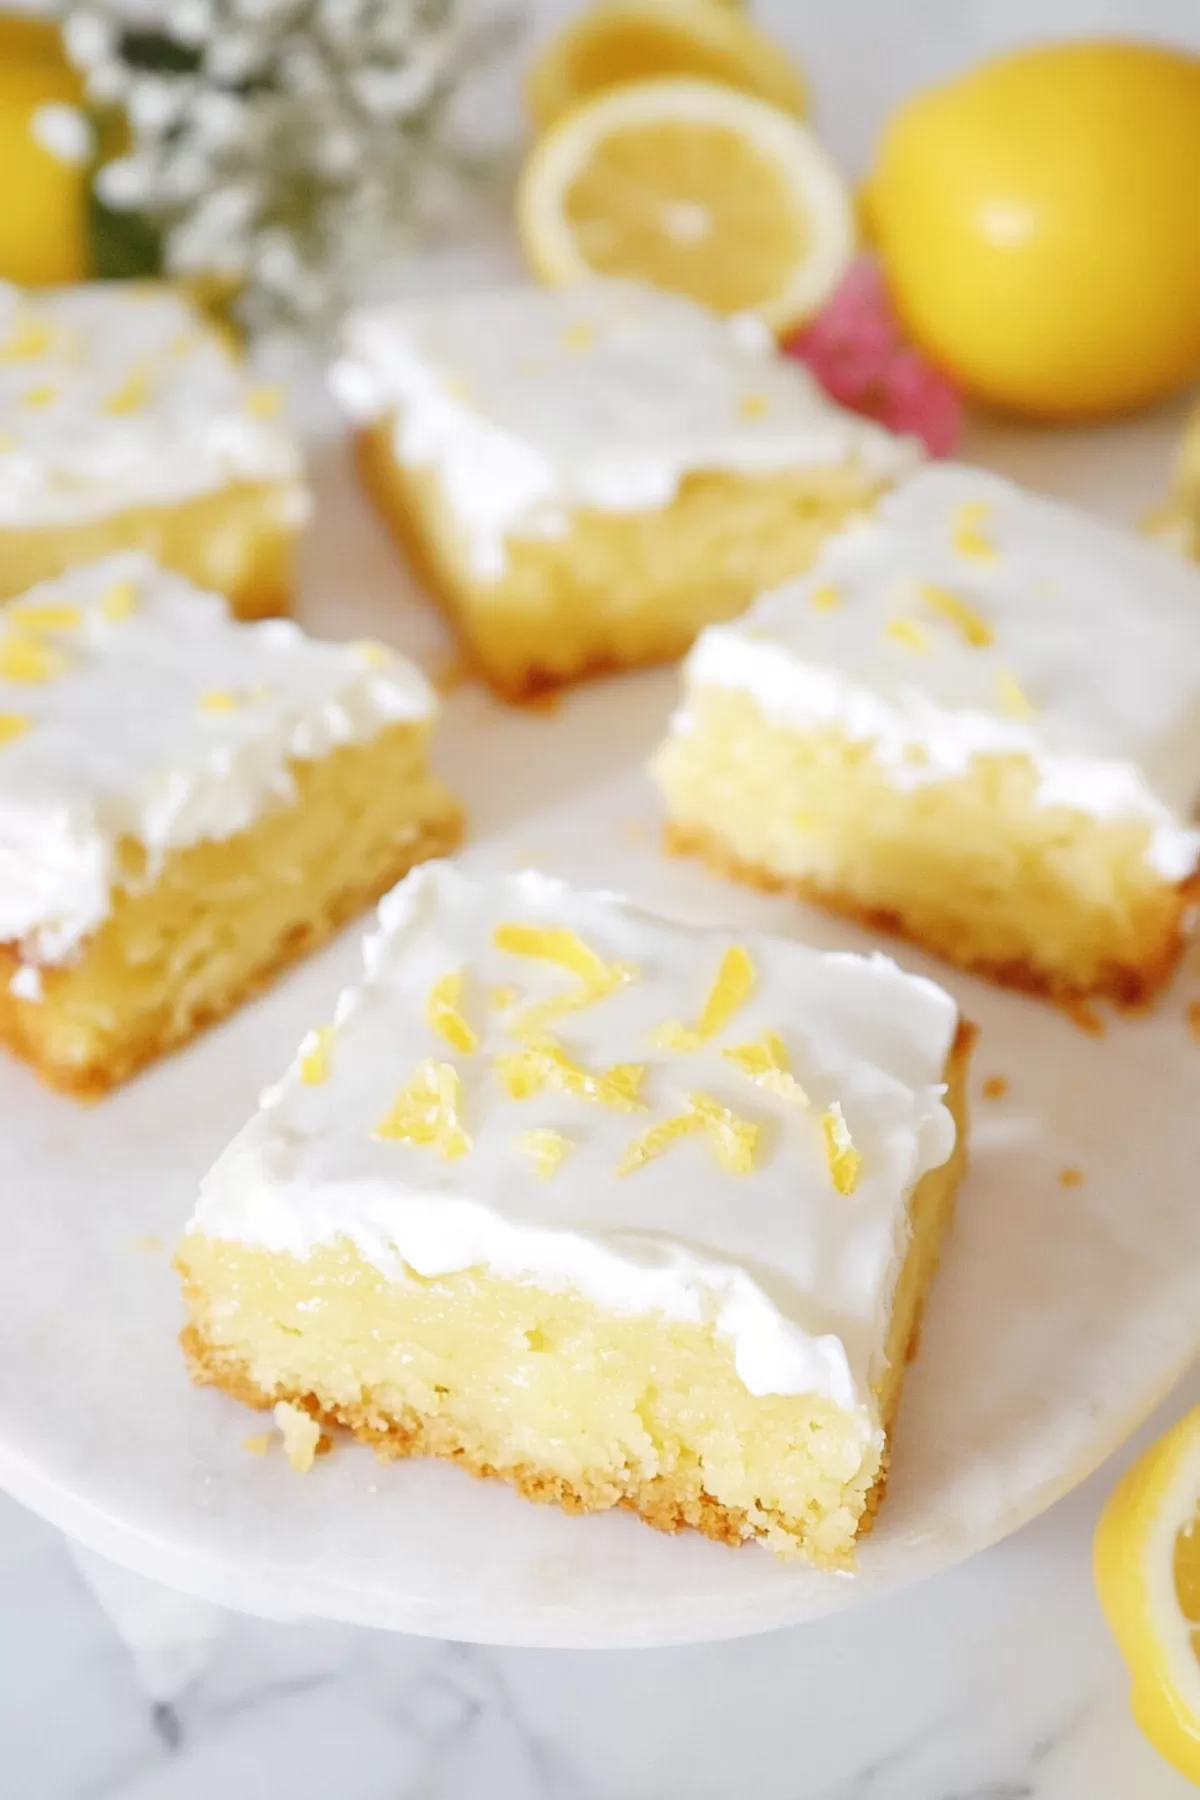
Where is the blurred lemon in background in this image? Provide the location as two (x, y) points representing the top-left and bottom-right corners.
(519, 75), (853, 335)
(868, 42), (1200, 420)
(526, 0), (805, 134)
(1095, 1406), (1200, 1784)
(0, 13), (89, 284)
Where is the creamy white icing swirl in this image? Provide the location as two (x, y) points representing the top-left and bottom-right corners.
(329, 279), (920, 579)
(188, 863), (960, 1429)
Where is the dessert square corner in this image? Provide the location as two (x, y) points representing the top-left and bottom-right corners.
(177, 862), (972, 1566)
(0, 279), (308, 619)
(0, 554), (461, 1097)
(329, 279), (920, 700)
(653, 463), (1200, 1008)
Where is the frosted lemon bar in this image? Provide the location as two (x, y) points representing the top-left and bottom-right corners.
(330, 279), (919, 698)
(178, 863), (971, 1565)
(0, 280), (307, 617)
(0, 555), (461, 1096)
(654, 465), (1200, 1006)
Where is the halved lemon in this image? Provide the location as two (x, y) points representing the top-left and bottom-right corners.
(1095, 1405), (1200, 1782)
(517, 77), (855, 335)
(526, 0), (805, 135)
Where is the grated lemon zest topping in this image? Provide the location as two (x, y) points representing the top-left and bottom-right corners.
(919, 581), (994, 647)
(494, 923), (610, 983)
(653, 944), (756, 1052)
(198, 688), (238, 714)
(952, 500), (999, 564)
(374, 1059), (471, 1159)
(497, 1037), (647, 1112)
(426, 968), (479, 1054)
(9, 602), (81, 633)
(104, 363), (154, 415)
(996, 668), (1034, 718)
(299, 1025), (335, 1085)
(0, 713), (30, 747)
(618, 1091), (758, 1177)
(822, 1101), (861, 1195)
(0, 315), (54, 361)
(247, 383), (282, 418)
(884, 616), (931, 654)
(810, 582), (842, 611)
(21, 384), (57, 410)
(560, 321), (596, 351)
(723, 1031), (809, 1106)
(100, 579), (138, 621)
(738, 390), (770, 420)
(519, 1128), (571, 1179)
(488, 985), (519, 1010)
(494, 922), (637, 1037)
(0, 632), (65, 683)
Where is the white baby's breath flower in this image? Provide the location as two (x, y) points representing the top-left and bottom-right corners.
(30, 103), (94, 166)
(64, 0), (517, 335)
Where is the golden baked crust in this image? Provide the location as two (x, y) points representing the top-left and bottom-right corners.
(664, 819), (1199, 1012)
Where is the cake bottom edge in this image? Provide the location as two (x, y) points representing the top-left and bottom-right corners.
(180, 1318), (888, 1565)
(663, 818), (1197, 1016)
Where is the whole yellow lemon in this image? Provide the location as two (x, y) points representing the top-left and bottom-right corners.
(869, 42), (1200, 420)
(0, 19), (89, 286)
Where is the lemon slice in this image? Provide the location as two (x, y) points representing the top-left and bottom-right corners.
(526, 0), (804, 134)
(517, 77), (855, 335)
(1095, 1406), (1200, 1782)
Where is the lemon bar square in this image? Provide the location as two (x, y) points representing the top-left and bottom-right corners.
(330, 279), (920, 699)
(0, 279), (308, 618)
(0, 554), (461, 1096)
(653, 464), (1200, 1006)
(178, 862), (971, 1565)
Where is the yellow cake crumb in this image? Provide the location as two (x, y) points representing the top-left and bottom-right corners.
(822, 1102), (861, 1195)
(247, 384), (283, 419)
(981, 1074), (1009, 1100)
(738, 391), (771, 421)
(104, 364), (154, 416)
(1058, 1165), (1085, 1188)
(488, 985), (519, 1010)
(1187, 1000), (1200, 1043)
(273, 1400), (322, 1472)
(244, 1432), (272, 1456)
(0, 316), (54, 361)
(22, 383), (57, 411)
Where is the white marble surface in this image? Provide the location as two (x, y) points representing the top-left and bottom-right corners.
(1, 1371), (1197, 1798)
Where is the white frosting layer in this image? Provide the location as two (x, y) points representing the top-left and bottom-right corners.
(0, 280), (305, 526)
(0, 554), (435, 963)
(188, 863), (959, 1431)
(329, 280), (920, 579)
(671, 465), (1200, 880)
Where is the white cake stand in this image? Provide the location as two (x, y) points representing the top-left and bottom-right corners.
(0, 401), (1196, 1649)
